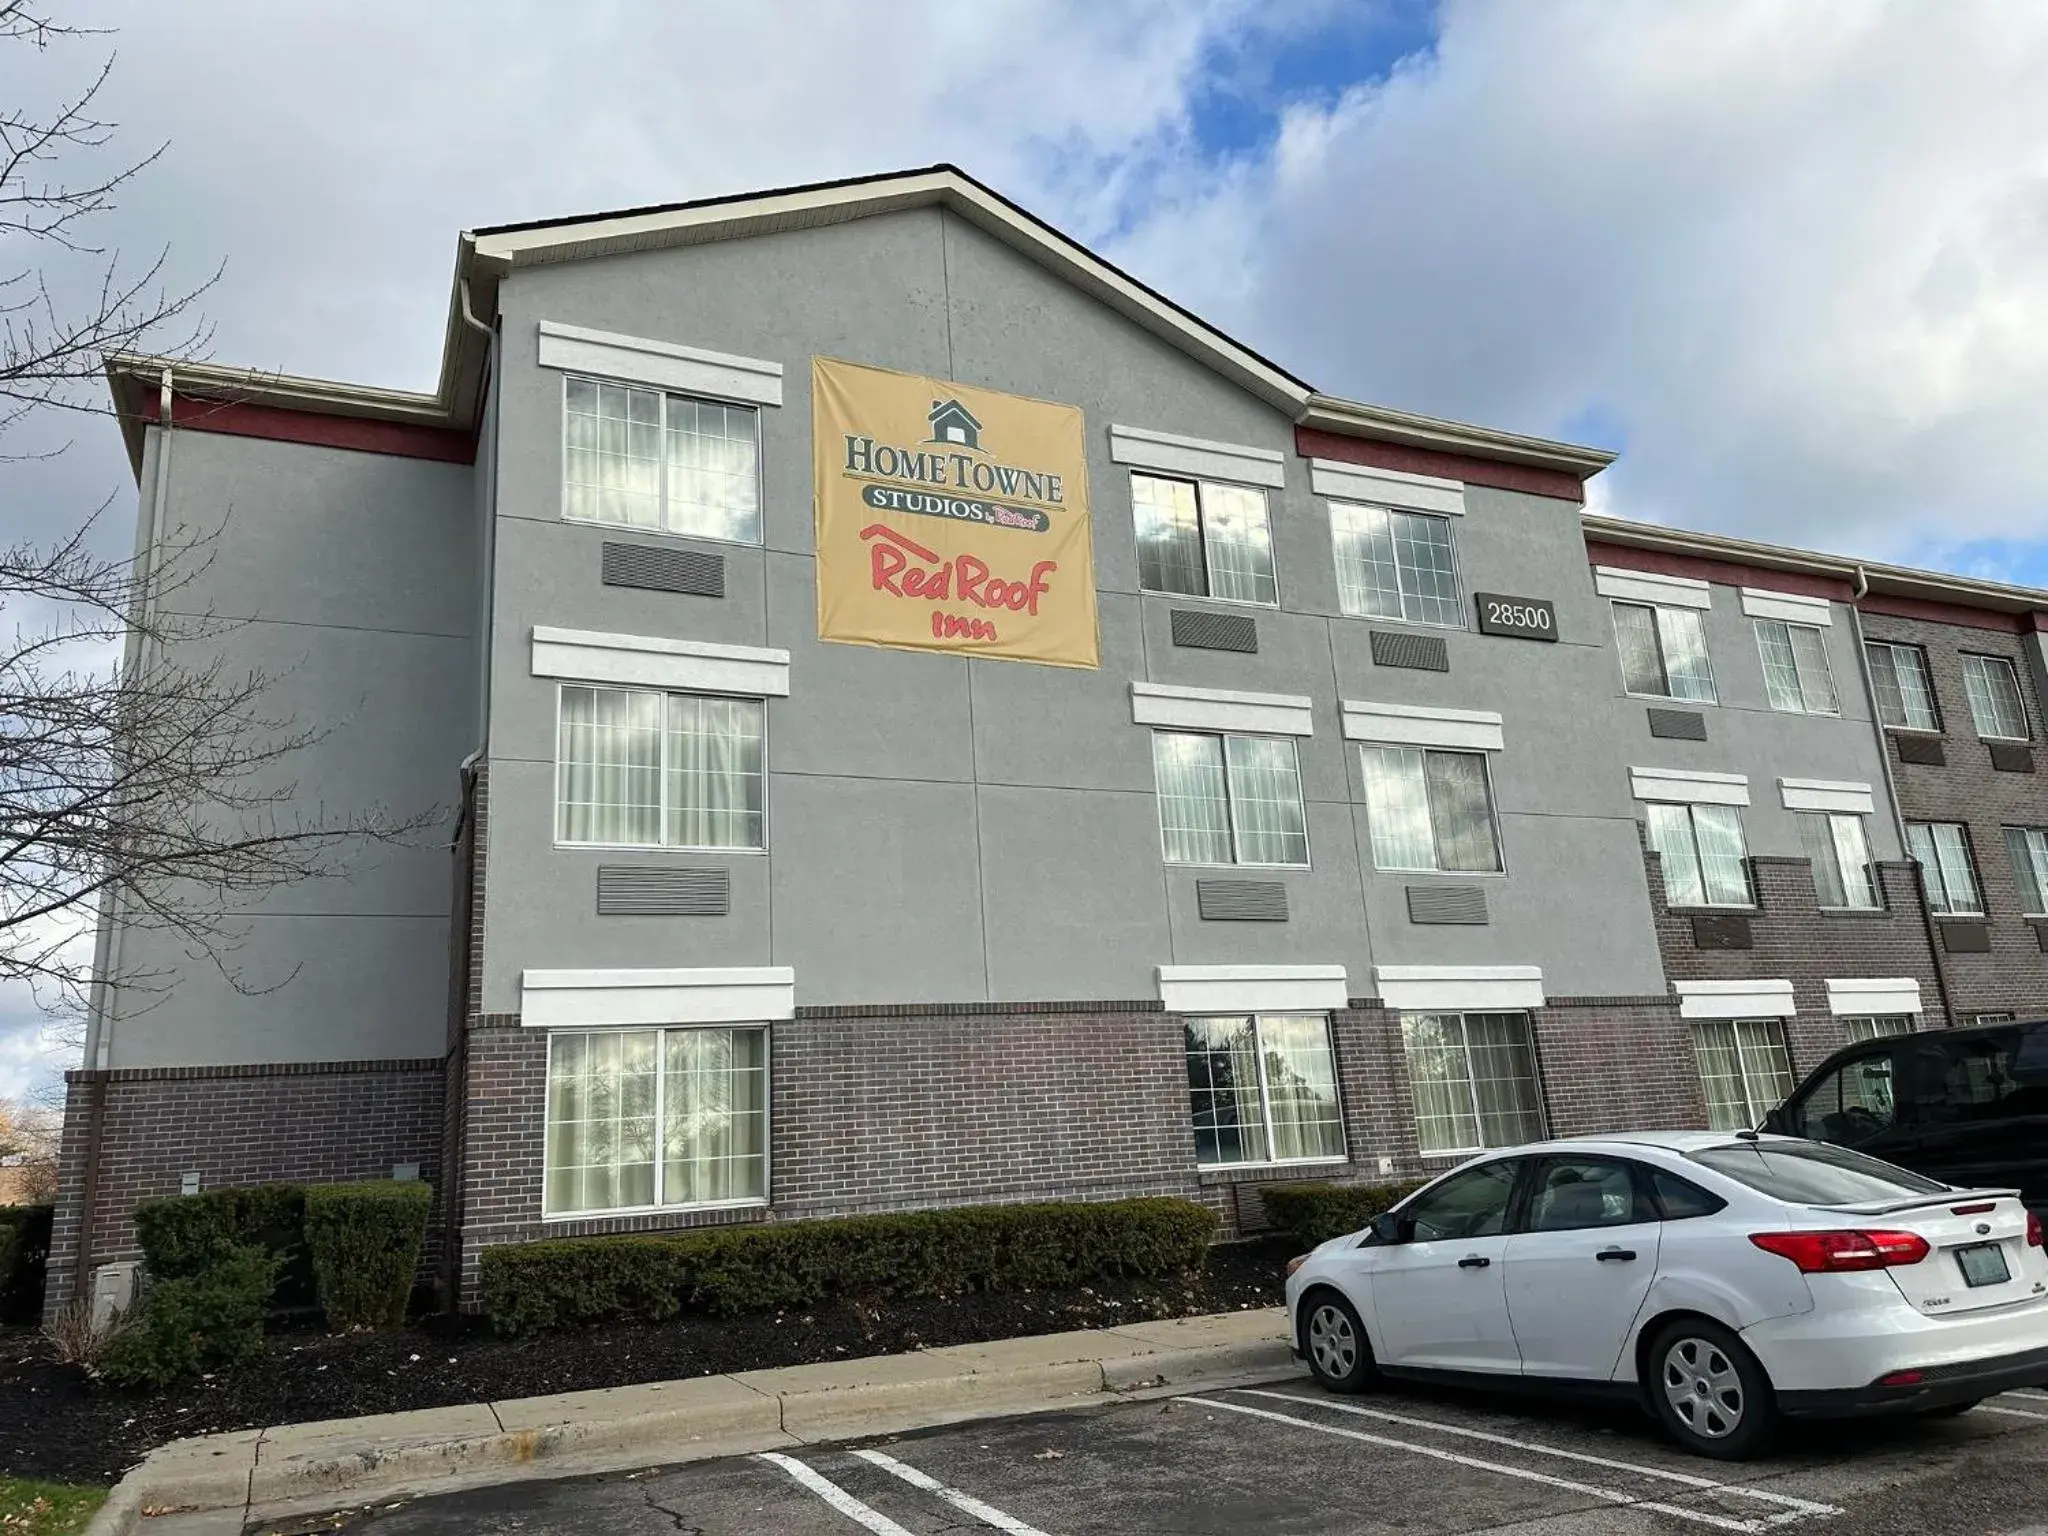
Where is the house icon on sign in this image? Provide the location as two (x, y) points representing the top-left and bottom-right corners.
(928, 398), (983, 450)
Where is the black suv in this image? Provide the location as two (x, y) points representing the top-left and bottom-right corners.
(1763, 1018), (2048, 1210)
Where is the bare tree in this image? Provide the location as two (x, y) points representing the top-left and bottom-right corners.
(2, 5), (431, 1044)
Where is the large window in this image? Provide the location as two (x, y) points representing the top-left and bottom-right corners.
(1962, 654), (2030, 741)
(1691, 1019), (1794, 1132)
(1796, 811), (1878, 910)
(544, 1027), (768, 1216)
(2005, 826), (2048, 916)
(1184, 1014), (1344, 1167)
(563, 377), (761, 544)
(557, 685), (765, 849)
(1612, 601), (1716, 702)
(1132, 473), (1276, 605)
(1401, 1012), (1546, 1156)
(1359, 746), (1502, 873)
(1866, 642), (1939, 731)
(1152, 730), (1307, 866)
(1645, 802), (1753, 907)
(1906, 820), (1983, 915)
(1330, 502), (1463, 628)
(1842, 1016), (1912, 1045)
(1755, 619), (1838, 715)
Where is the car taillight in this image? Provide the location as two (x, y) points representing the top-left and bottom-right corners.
(2029, 1211), (2043, 1249)
(1749, 1230), (1931, 1273)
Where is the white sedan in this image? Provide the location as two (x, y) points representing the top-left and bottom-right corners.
(1284, 1131), (2048, 1458)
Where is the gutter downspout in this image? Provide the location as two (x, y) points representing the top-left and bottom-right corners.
(1848, 563), (1956, 1030)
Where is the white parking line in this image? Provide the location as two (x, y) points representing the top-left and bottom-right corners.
(1231, 1388), (1836, 1521)
(2002, 1390), (2048, 1403)
(851, 1448), (1058, 1536)
(1976, 1403), (2048, 1420)
(756, 1452), (918, 1536)
(1188, 1395), (1808, 1533)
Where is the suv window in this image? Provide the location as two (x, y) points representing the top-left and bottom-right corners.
(1404, 1160), (1520, 1241)
(1902, 1028), (2048, 1125)
(1528, 1158), (1646, 1231)
(1792, 1050), (1898, 1148)
(1691, 1140), (1944, 1202)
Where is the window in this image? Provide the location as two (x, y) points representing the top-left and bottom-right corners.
(1359, 746), (1502, 873)
(1184, 1014), (1344, 1167)
(1152, 731), (1307, 866)
(1330, 502), (1463, 628)
(1611, 601), (1716, 702)
(1975, 1012), (2017, 1026)
(1842, 1016), (1912, 1045)
(1648, 1168), (1726, 1220)
(1796, 811), (1878, 910)
(2006, 827), (2048, 915)
(1400, 1012), (1546, 1156)
(1962, 654), (2030, 740)
(1691, 1019), (1794, 1131)
(1690, 1140), (1943, 1201)
(1527, 1159), (1647, 1231)
(544, 1026), (768, 1216)
(1906, 821), (1983, 914)
(557, 685), (765, 849)
(1754, 619), (1838, 714)
(1865, 642), (1939, 731)
(1792, 1052), (1896, 1147)
(1400, 1160), (1520, 1242)
(1131, 473), (1276, 605)
(563, 377), (761, 544)
(1645, 803), (1753, 907)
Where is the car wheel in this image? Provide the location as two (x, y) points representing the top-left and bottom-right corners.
(1300, 1288), (1376, 1394)
(1646, 1318), (1776, 1460)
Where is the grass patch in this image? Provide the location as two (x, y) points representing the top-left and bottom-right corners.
(0, 1477), (106, 1535)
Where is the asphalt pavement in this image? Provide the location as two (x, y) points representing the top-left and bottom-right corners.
(277, 1374), (2048, 1535)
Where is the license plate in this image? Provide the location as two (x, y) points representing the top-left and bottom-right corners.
(1956, 1242), (2011, 1288)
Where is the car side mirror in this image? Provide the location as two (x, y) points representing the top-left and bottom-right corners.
(1373, 1211), (1408, 1245)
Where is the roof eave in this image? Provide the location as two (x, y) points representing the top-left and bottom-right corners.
(1301, 394), (1617, 478)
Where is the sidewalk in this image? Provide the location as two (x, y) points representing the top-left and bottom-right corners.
(89, 1307), (1296, 1535)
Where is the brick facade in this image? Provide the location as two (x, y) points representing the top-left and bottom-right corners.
(1861, 613), (2048, 1021)
(43, 1059), (443, 1311)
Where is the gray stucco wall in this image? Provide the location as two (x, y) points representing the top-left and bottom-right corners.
(103, 427), (476, 1066)
(477, 206), (1671, 1013)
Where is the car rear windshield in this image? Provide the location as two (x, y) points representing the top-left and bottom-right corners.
(1689, 1140), (1947, 1205)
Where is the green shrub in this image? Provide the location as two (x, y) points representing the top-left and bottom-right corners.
(0, 1204), (54, 1325)
(132, 1183), (305, 1279)
(482, 1196), (1218, 1336)
(1261, 1179), (1430, 1249)
(304, 1180), (433, 1330)
(101, 1243), (277, 1388)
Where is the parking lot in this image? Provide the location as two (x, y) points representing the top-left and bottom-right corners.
(299, 1373), (2048, 1536)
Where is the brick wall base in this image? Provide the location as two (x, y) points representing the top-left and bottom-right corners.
(44, 1059), (443, 1313)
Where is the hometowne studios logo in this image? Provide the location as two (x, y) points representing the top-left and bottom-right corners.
(842, 400), (1064, 643)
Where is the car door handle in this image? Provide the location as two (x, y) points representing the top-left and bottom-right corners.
(1595, 1248), (1637, 1262)
(1457, 1255), (1491, 1269)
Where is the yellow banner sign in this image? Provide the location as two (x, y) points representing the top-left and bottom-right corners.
(812, 356), (1098, 668)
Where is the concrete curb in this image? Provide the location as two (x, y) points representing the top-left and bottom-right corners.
(84, 1307), (1297, 1533)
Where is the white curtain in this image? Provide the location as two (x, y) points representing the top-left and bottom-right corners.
(1964, 655), (2027, 739)
(1425, 750), (1500, 873)
(1829, 814), (1878, 908)
(1331, 501), (1404, 619)
(665, 395), (761, 544)
(545, 1030), (658, 1215)
(1154, 732), (1232, 863)
(2006, 827), (2048, 915)
(663, 1027), (768, 1205)
(1362, 746), (1435, 871)
(1132, 474), (1205, 596)
(1612, 602), (1667, 696)
(1797, 812), (1847, 907)
(1464, 1013), (1544, 1146)
(563, 377), (662, 529)
(558, 685), (663, 844)
(1691, 1022), (1750, 1131)
(1402, 1013), (1479, 1154)
(1691, 805), (1753, 905)
(1657, 608), (1716, 702)
(1259, 1015), (1344, 1161)
(1646, 803), (1704, 906)
(1755, 620), (1804, 712)
(1223, 735), (1307, 865)
(666, 695), (765, 849)
(1200, 482), (1277, 605)
(1788, 624), (1838, 712)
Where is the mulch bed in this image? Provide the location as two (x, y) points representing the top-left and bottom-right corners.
(0, 1239), (1291, 1487)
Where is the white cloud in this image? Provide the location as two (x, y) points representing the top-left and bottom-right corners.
(1112, 0), (2048, 564)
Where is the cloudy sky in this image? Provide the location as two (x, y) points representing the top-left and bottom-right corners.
(4, 0), (2047, 1097)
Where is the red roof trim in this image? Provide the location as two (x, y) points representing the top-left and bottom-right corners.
(140, 394), (475, 465)
(1584, 539), (1855, 603)
(1855, 592), (2034, 635)
(1296, 426), (1586, 503)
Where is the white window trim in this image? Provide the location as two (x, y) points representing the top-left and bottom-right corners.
(1158, 964), (1348, 1015)
(1358, 744), (1507, 876)
(1109, 423), (1285, 489)
(1963, 654), (2032, 742)
(1740, 587), (1834, 627)
(1190, 1011), (1348, 1173)
(1376, 964), (1544, 1012)
(1309, 458), (1465, 516)
(1824, 978), (1922, 1018)
(540, 1023), (771, 1222)
(522, 966), (796, 1028)
(1630, 766), (1751, 806)
(1343, 701), (1504, 752)
(1779, 777), (1876, 815)
(1675, 978), (1794, 1020)
(1131, 681), (1312, 737)
(1592, 567), (1713, 610)
(533, 627), (791, 697)
(551, 682), (768, 855)
(538, 320), (784, 406)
